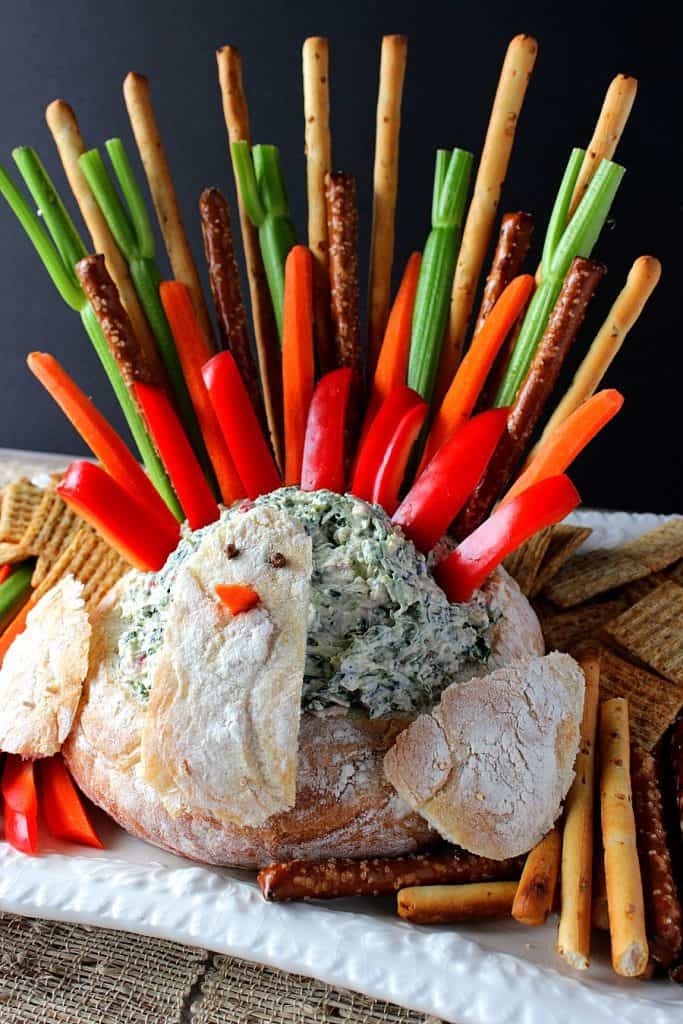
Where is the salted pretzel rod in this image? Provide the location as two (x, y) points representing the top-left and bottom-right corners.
(367, 34), (408, 372)
(123, 72), (214, 347)
(302, 36), (334, 372)
(436, 34), (538, 400)
(557, 651), (600, 969)
(528, 256), (661, 460)
(216, 45), (283, 468)
(473, 211), (534, 337)
(512, 826), (562, 926)
(45, 100), (164, 380)
(258, 848), (524, 901)
(326, 172), (361, 379)
(599, 698), (649, 977)
(398, 881), (518, 925)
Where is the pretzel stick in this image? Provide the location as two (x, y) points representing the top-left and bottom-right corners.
(473, 212), (534, 337)
(631, 744), (683, 968)
(367, 34), (408, 372)
(528, 256), (661, 459)
(216, 46), (283, 469)
(436, 34), (538, 399)
(302, 37), (333, 372)
(198, 187), (264, 422)
(557, 651), (600, 969)
(45, 100), (164, 381)
(398, 881), (518, 924)
(326, 172), (361, 378)
(123, 73), (214, 347)
(258, 849), (524, 902)
(512, 827), (562, 926)
(599, 697), (649, 977)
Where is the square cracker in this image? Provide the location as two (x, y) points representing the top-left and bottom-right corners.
(598, 647), (683, 751)
(531, 524), (593, 597)
(503, 527), (553, 596)
(539, 598), (628, 653)
(35, 525), (129, 612)
(621, 518), (683, 572)
(0, 478), (43, 546)
(602, 581), (683, 686)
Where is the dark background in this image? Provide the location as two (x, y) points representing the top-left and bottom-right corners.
(0, 0), (680, 512)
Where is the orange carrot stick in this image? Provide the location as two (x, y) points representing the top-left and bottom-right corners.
(361, 252), (421, 440)
(215, 583), (260, 615)
(160, 281), (245, 505)
(282, 246), (315, 485)
(27, 351), (177, 529)
(0, 597), (34, 666)
(420, 274), (534, 469)
(502, 389), (623, 505)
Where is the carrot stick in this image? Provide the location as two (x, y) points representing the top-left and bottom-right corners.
(282, 247), (315, 485)
(421, 274), (534, 470)
(503, 389), (623, 505)
(361, 252), (421, 440)
(160, 282), (245, 505)
(27, 350), (178, 529)
(0, 596), (34, 666)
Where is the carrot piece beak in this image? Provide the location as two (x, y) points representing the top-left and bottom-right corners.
(215, 583), (260, 615)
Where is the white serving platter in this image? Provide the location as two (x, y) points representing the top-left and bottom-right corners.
(0, 450), (680, 1023)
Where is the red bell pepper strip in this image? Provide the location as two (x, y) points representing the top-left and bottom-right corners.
(57, 461), (180, 573)
(40, 756), (103, 849)
(351, 386), (423, 502)
(0, 565), (11, 585)
(203, 351), (281, 500)
(392, 408), (508, 552)
(215, 583), (260, 615)
(371, 401), (429, 515)
(436, 474), (580, 603)
(300, 368), (353, 493)
(2, 754), (38, 854)
(134, 382), (220, 531)
(282, 246), (315, 486)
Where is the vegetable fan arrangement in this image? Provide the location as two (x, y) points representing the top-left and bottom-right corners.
(0, 31), (670, 980)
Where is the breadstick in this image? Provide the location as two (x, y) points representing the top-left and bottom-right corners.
(216, 46), (283, 469)
(557, 651), (600, 969)
(436, 34), (538, 399)
(592, 850), (610, 931)
(302, 37), (333, 373)
(599, 697), (649, 977)
(397, 881), (518, 925)
(123, 72), (214, 347)
(367, 34), (408, 372)
(198, 187), (263, 421)
(530, 256), (661, 456)
(567, 75), (638, 221)
(512, 827), (562, 926)
(258, 849), (524, 902)
(631, 744), (683, 968)
(45, 99), (164, 381)
(326, 172), (361, 378)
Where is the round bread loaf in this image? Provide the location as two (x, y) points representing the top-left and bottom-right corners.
(64, 567), (544, 868)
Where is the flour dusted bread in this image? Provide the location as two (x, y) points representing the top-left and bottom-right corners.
(141, 506), (312, 826)
(0, 575), (90, 757)
(384, 653), (584, 859)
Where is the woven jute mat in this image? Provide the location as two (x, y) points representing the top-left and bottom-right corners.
(0, 451), (443, 1021)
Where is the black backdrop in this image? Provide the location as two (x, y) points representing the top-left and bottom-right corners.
(0, 0), (680, 512)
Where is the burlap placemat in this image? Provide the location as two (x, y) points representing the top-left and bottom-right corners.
(0, 451), (442, 1023)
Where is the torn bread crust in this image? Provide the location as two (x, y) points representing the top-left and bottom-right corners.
(384, 653), (584, 860)
(141, 505), (312, 826)
(0, 575), (91, 757)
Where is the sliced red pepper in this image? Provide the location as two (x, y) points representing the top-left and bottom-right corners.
(40, 756), (103, 849)
(392, 408), (509, 552)
(203, 351), (281, 500)
(2, 754), (38, 855)
(350, 386), (423, 502)
(215, 583), (260, 615)
(134, 382), (220, 531)
(371, 401), (429, 515)
(57, 461), (180, 573)
(0, 565), (11, 585)
(436, 474), (580, 603)
(301, 368), (353, 493)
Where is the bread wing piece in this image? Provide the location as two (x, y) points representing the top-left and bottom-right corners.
(384, 652), (584, 859)
(0, 575), (91, 757)
(141, 506), (312, 826)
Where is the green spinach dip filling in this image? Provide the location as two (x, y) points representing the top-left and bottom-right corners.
(116, 488), (498, 718)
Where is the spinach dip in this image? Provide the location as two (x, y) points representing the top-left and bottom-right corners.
(116, 488), (498, 718)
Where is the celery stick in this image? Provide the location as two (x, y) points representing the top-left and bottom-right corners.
(0, 562), (33, 632)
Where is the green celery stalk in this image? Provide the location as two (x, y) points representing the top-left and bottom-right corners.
(495, 155), (625, 407)
(78, 141), (204, 460)
(231, 141), (295, 336)
(407, 148), (473, 404)
(0, 156), (181, 518)
(0, 562), (34, 632)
